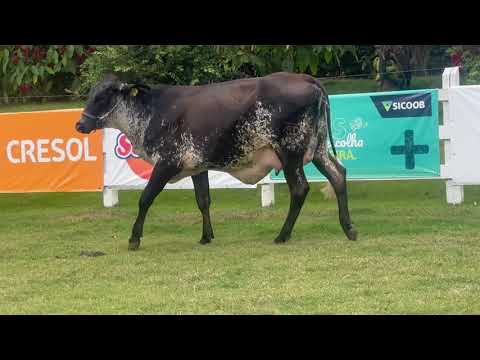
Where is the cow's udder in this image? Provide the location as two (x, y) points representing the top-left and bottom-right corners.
(227, 147), (282, 185)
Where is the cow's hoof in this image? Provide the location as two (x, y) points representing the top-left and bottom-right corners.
(128, 241), (141, 251)
(346, 226), (358, 241)
(274, 234), (290, 244)
(199, 237), (212, 245)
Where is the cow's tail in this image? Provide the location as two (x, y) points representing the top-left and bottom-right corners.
(314, 78), (337, 158)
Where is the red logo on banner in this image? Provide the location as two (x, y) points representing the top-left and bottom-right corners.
(114, 132), (152, 180)
(114, 133), (139, 159)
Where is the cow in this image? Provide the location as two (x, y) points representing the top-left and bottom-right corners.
(75, 72), (357, 251)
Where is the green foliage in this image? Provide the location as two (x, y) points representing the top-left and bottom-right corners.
(0, 45), (95, 103)
(217, 45), (358, 75)
(80, 45), (359, 91)
(80, 45), (242, 92)
(461, 52), (480, 85)
(445, 46), (480, 85)
(1, 45), (453, 100)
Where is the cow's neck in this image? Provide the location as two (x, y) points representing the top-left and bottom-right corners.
(107, 96), (153, 159)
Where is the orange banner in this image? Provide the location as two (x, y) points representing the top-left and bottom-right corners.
(0, 109), (103, 193)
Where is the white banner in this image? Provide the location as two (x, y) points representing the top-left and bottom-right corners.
(448, 86), (480, 185)
(103, 128), (256, 189)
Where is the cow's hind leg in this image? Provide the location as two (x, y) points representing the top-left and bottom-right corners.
(275, 157), (310, 243)
(129, 162), (180, 251)
(192, 171), (215, 245)
(312, 151), (357, 241)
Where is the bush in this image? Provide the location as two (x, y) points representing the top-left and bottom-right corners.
(80, 45), (359, 91)
(445, 46), (480, 85)
(0, 45), (95, 104)
(462, 53), (480, 85)
(80, 45), (243, 92)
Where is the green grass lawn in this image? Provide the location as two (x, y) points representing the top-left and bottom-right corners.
(1, 181), (480, 314)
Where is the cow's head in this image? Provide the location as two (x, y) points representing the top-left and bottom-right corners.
(75, 74), (150, 134)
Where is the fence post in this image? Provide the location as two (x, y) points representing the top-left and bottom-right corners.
(261, 183), (275, 207)
(103, 188), (119, 208)
(442, 66), (464, 204)
(102, 131), (119, 208)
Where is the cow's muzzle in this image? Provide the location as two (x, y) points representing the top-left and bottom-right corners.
(75, 118), (95, 134)
(75, 121), (86, 133)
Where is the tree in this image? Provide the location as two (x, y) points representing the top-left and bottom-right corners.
(449, 45), (480, 85)
(80, 45), (241, 91)
(373, 45), (414, 91)
(410, 45), (433, 74)
(80, 45), (359, 91)
(214, 45), (358, 77)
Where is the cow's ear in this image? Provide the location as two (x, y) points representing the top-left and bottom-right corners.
(119, 83), (151, 97)
(132, 84), (151, 93)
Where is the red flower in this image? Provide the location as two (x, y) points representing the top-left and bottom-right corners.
(451, 53), (462, 67)
(87, 47), (96, 54)
(75, 53), (87, 65)
(11, 55), (19, 65)
(32, 47), (41, 60)
(22, 47), (30, 58)
(19, 84), (30, 93)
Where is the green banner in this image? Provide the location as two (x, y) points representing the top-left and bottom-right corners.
(270, 89), (440, 181)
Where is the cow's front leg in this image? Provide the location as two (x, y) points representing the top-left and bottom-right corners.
(275, 157), (310, 243)
(129, 161), (181, 251)
(192, 171), (215, 245)
(313, 151), (357, 241)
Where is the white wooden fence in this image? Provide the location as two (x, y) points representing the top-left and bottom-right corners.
(104, 67), (480, 207)
(259, 67), (480, 207)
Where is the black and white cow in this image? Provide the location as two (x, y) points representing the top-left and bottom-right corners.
(76, 72), (357, 250)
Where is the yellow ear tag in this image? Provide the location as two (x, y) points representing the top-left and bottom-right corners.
(130, 88), (139, 97)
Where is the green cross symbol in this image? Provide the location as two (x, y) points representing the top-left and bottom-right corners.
(390, 130), (429, 170)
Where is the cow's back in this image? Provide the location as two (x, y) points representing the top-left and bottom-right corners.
(144, 73), (324, 183)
